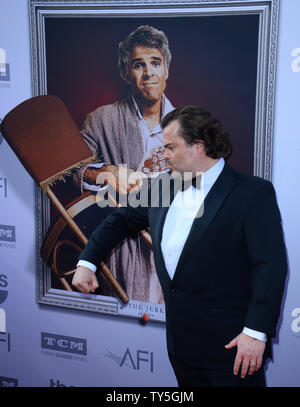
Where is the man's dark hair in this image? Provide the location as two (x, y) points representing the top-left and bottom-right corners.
(118, 25), (171, 82)
(161, 106), (233, 160)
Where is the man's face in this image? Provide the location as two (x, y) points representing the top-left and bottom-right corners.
(163, 120), (203, 176)
(126, 45), (169, 103)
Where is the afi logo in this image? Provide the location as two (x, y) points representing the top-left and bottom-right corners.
(291, 48), (300, 72)
(120, 347), (154, 372)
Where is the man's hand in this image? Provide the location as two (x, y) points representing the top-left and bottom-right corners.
(225, 333), (266, 378)
(84, 164), (142, 194)
(72, 266), (99, 294)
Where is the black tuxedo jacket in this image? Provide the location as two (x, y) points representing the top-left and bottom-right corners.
(79, 163), (287, 371)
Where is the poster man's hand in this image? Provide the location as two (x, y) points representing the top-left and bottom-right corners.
(85, 164), (142, 194)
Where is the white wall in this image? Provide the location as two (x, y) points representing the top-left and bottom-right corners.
(264, 0), (300, 387)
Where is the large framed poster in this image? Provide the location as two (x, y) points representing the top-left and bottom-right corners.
(29, 0), (280, 321)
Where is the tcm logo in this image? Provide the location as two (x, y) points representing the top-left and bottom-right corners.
(41, 332), (87, 355)
(291, 48), (300, 72)
(0, 48), (10, 81)
(0, 376), (18, 387)
(118, 347), (154, 373)
(291, 308), (300, 336)
(0, 225), (15, 242)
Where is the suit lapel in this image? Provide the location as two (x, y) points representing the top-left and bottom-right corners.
(172, 163), (238, 282)
(152, 205), (169, 264)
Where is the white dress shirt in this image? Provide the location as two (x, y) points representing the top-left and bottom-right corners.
(161, 159), (223, 279)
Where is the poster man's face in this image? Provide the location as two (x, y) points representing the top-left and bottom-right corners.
(126, 45), (169, 104)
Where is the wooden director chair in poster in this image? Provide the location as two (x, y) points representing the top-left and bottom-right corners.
(1, 95), (133, 303)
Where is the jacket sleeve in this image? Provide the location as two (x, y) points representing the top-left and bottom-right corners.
(78, 203), (149, 267)
(243, 180), (288, 337)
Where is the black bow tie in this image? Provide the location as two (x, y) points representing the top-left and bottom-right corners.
(181, 174), (202, 191)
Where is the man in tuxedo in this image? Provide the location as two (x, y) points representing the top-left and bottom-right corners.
(72, 106), (287, 387)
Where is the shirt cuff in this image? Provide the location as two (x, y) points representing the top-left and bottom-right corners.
(82, 181), (109, 192)
(81, 162), (108, 192)
(77, 260), (97, 273)
(243, 327), (267, 342)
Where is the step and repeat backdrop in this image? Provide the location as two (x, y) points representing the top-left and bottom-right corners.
(0, 0), (299, 387)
